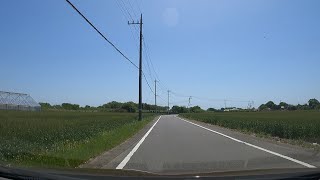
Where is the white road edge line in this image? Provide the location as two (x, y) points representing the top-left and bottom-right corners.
(116, 116), (162, 169)
(176, 116), (316, 168)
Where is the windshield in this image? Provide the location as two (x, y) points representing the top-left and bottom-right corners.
(0, 0), (320, 177)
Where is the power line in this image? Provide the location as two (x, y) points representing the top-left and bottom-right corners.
(143, 38), (160, 80)
(119, 0), (168, 93)
(142, 36), (172, 94)
(127, 0), (139, 19)
(66, 0), (139, 69)
(67, 1), (172, 110)
(116, 1), (139, 48)
(170, 91), (190, 98)
(142, 72), (154, 94)
(125, 1), (156, 83)
(142, 43), (156, 81)
(119, 0), (135, 22)
(134, 0), (143, 14)
(157, 95), (166, 103)
(119, 0), (140, 35)
(117, 0), (156, 87)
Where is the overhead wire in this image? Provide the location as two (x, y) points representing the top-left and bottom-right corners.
(134, 0), (143, 14)
(116, 0), (153, 84)
(115, 0), (158, 99)
(124, 0), (168, 90)
(66, 0), (139, 69)
(122, 0), (171, 98)
(67, 0), (251, 109)
(67, 0), (170, 109)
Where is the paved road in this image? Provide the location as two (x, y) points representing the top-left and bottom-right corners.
(113, 115), (317, 174)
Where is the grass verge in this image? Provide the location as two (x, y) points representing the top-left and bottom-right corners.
(0, 110), (155, 168)
(180, 111), (320, 149)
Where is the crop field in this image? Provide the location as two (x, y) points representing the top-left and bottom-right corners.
(180, 111), (320, 143)
(0, 110), (155, 168)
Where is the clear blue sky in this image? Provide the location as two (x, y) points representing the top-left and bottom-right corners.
(1, 0), (319, 109)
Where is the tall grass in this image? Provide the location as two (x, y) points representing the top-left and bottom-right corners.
(0, 111), (155, 167)
(180, 111), (320, 143)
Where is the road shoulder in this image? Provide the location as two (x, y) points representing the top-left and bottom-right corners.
(79, 116), (160, 169)
(178, 115), (320, 168)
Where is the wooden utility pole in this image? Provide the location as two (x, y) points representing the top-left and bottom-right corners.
(128, 14), (143, 120)
(154, 80), (157, 113)
(167, 90), (170, 114)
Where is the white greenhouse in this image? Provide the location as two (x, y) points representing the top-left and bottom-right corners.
(0, 91), (41, 111)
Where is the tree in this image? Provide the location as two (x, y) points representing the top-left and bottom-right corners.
(258, 104), (268, 110)
(122, 101), (137, 113)
(52, 105), (62, 109)
(171, 106), (188, 114)
(279, 102), (289, 109)
(287, 105), (297, 111)
(107, 101), (123, 109)
(190, 106), (204, 113)
(207, 108), (217, 112)
(265, 101), (276, 110)
(39, 102), (51, 109)
(62, 103), (80, 110)
(308, 98), (319, 109)
(171, 106), (180, 114)
(142, 103), (151, 111)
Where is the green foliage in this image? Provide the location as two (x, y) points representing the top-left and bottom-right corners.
(61, 103), (80, 110)
(265, 101), (277, 109)
(258, 104), (267, 110)
(207, 108), (217, 112)
(181, 111), (320, 143)
(171, 106), (188, 114)
(279, 102), (289, 109)
(122, 101), (137, 113)
(0, 111), (155, 167)
(39, 102), (51, 109)
(297, 104), (310, 110)
(259, 99), (319, 111)
(104, 101), (122, 109)
(309, 98), (320, 109)
(190, 106), (204, 113)
(99, 101), (167, 113)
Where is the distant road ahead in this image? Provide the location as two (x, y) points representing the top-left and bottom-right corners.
(115, 115), (317, 174)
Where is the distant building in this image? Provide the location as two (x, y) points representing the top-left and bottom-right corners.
(224, 107), (238, 112)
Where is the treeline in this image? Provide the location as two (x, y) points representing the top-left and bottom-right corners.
(170, 106), (250, 113)
(170, 98), (320, 114)
(171, 105), (206, 113)
(39, 98), (320, 113)
(259, 98), (320, 111)
(39, 101), (168, 113)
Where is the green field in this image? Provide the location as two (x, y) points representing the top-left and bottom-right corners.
(180, 111), (320, 143)
(0, 111), (155, 168)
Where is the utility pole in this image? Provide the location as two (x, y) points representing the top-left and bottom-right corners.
(167, 90), (170, 114)
(154, 79), (157, 113)
(128, 14), (143, 120)
(188, 96), (192, 112)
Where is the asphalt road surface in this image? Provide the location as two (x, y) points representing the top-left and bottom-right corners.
(111, 115), (318, 174)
